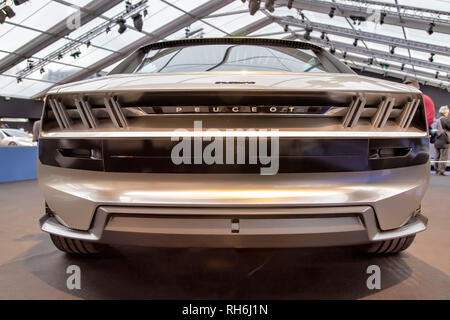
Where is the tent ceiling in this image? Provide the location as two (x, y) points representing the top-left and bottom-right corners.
(0, 0), (448, 99)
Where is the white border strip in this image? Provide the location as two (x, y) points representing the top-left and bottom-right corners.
(41, 131), (428, 138)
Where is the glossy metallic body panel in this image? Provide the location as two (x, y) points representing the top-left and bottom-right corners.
(38, 38), (430, 248)
(39, 205), (427, 248)
(38, 162), (429, 233)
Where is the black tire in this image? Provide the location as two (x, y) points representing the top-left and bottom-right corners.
(365, 235), (416, 254)
(50, 234), (104, 255)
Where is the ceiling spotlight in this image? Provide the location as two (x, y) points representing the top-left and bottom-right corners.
(125, 1), (132, 13)
(1, 5), (16, 21)
(27, 59), (34, 69)
(427, 22), (435, 35)
(287, 0), (293, 9)
(300, 12), (305, 22)
(117, 18), (127, 34)
(328, 7), (336, 18)
(390, 46), (395, 54)
(86, 40), (91, 49)
(303, 26), (313, 41)
(435, 71), (439, 79)
(429, 53), (435, 62)
(143, 9), (148, 18)
(380, 12), (386, 25)
(368, 58), (374, 65)
(132, 13), (143, 32)
(70, 49), (81, 59)
(40, 67), (45, 75)
(248, 0), (261, 16)
(320, 32), (326, 40)
(329, 47), (336, 55)
(57, 53), (63, 60)
(353, 38), (358, 47)
(401, 63), (405, 71)
(185, 26), (190, 38)
(284, 24), (289, 32)
(265, 0), (275, 13)
(106, 26), (111, 35)
(343, 51), (347, 59)
(17, 77), (22, 85)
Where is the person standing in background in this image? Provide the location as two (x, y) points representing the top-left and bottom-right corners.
(434, 106), (450, 176)
(403, 79), (435, 127)
(32, 120), (41, 142)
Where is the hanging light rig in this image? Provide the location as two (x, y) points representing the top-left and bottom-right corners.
(15, 0), (149, 84)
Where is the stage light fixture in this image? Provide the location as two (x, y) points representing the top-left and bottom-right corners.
(125, 1), (132, 13)
(320, 32), (326, 40)
(16, 77), (22, 85)
(287, 0), (293, 9)
(427, 22), (434, 35)
(353, 38), (358, 47)
(401, 63), (405, 71)
(368, 58), (374, 65)
(57, 53), (63, 60)
(343, 51), (347, 59)
(248, 0), (261, 15)
(265, 0), (275, 13)
(132, 13), (143, 32)
(435, 71), (439, 79)
(390, 46), (395, 54)
(70, 49), (81, 59)
(380, 12), (386, 25)
(143, 8), (148, 18)
(117, 18), (127, 34)
(40, 67), (45, 75)
(303, 26), (312, 41)
(429, 53), (435, 62)
(86, 40), (91, 49)
(284, 24), (289, 32)
(106, 26), (111, 35)
(328, 7), (336, 18)
(329, 47), (335, 55)
(2, 5), (15, 19)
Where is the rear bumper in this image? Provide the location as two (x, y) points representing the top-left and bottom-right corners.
(40, 205), (428, 248)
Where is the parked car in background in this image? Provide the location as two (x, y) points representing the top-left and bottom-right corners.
(0, 128), (36, 146)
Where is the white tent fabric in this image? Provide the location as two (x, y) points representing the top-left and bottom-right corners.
(0, 0), (449, 98)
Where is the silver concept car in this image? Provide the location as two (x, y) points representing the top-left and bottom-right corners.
(38, 38), (430, 255)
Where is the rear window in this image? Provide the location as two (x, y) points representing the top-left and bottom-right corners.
(136, 44), (327, 73)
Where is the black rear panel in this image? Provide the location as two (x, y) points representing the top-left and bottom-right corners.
(39, 137), (428, 173)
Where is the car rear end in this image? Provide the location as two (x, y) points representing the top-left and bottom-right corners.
(38, 38), (430, 254)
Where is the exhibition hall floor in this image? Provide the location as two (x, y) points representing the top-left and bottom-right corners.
(0, 177), (449, 300)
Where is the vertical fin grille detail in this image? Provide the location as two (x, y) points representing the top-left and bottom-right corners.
(104, 96), (128, 129)
(74, 97), (97, 129)
(343, 96), (367, 128)
(48, 99), (71, 129)
(371, 97), (395, 129)
(397, 98), (420, 129)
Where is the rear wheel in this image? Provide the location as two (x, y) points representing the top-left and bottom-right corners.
(365, 235), (416, 254)
(50, 234), (104, 255)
